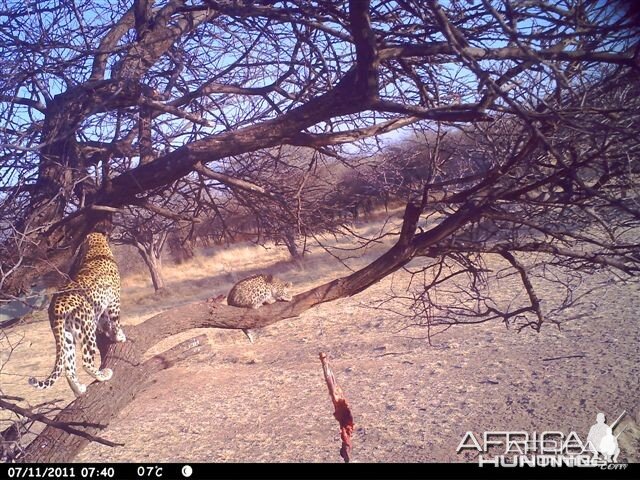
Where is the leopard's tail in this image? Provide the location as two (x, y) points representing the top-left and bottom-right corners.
(28, 327), (65, 390)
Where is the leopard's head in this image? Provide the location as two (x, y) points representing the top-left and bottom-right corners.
(270, 277), (293, 302)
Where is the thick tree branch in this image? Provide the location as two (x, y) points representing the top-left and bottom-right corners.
(0, 95), (46, 112)
(115, 2), (216, 80)
(288, 117), (421, 147)
(371, 100), (493, 122)
(89, 8), (135, 80)
(348, 0), (378, 100)
(379, 44), (639, 68)
(21, 335), (210, 462)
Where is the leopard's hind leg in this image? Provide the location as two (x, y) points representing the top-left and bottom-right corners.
(62, 329), (87, 396)
(28, 319), (65, 390)
(61, 304), (110, 396)
(97, 301), (126, 343)
(78, 308), (113, 384)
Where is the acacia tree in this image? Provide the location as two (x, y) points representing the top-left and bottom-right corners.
(207, 146), (353, 260)
(112, 176), (202, 291)
(115, 209), (171, 292)
(0, 0), (639, 462)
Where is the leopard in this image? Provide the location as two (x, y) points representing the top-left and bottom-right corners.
(227, 274), (293, 343)
(28, 232), (126, 396)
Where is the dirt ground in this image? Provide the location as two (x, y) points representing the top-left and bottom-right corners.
(1, 216), (639, 463)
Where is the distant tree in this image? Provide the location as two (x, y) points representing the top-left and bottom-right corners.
(114, 209), (170, 292)
(186, 146), (350, 265)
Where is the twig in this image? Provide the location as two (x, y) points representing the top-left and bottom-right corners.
(319, 352), (354, 463)
(374, 351), (412, 358)
(541, 354), (586, 362)
(0, 398), (123, 447)
(0, 395), (24, 402)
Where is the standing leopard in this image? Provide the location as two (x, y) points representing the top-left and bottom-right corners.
(227, 274), (293, 343)
(29, 232), (126, 396)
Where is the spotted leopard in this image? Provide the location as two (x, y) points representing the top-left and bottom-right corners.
(29, 232), (126, 396)
(227, 274), (293, 342)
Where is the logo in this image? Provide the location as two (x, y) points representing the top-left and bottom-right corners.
(456, 411), (629, 469)
(586, 412), (628, 463)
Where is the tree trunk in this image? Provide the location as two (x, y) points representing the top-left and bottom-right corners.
(4, 81), (155, 297)
(137, 246), (165, 292)
(283, 229), (304, 269)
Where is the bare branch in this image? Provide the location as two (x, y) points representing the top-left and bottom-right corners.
(0, 398), (122, 448)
